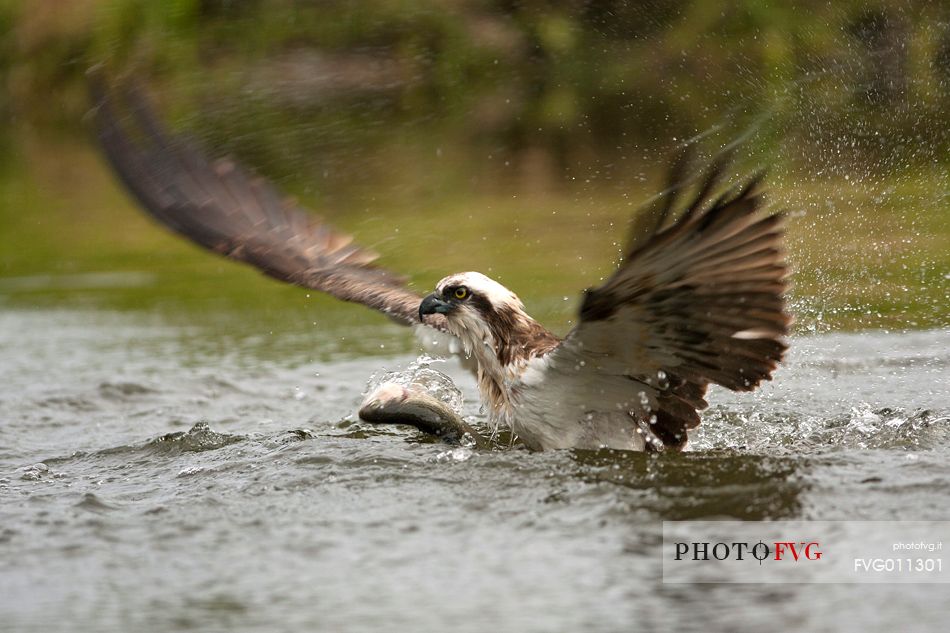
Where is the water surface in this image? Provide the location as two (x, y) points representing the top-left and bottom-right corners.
(1, 308), (948, 632)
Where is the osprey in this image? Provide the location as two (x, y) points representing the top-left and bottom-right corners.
(91, 81), (790, 452)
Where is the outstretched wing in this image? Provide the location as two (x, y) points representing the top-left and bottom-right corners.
(90, 77), (446, 331)
(519, 153), (790, 450)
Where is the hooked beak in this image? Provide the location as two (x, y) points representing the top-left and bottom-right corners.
(419, 293), (453, 321)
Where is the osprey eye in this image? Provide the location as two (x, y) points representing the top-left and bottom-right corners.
(454, 287), (469, 300)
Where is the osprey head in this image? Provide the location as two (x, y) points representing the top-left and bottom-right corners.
(419, 272), (527, 342)
(419, 272), (524, 326)
(419, 272), (560, 418)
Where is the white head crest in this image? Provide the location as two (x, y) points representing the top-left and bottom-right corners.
(435, 272), (523, 311)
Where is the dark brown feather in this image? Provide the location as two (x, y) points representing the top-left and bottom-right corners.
(572, 153), (791, 449)
(89, 77), (444, 330)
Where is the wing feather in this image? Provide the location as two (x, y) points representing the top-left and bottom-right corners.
(90, 76), (447, 331)
(520, 153), (790, 450)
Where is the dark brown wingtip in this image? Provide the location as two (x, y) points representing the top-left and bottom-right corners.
(88, 75), (431, 329)
(583, 146), (791, 407)
(678, 145), (739, 225)
(654, 143), (696, 230)
(622, 144), (773, 263)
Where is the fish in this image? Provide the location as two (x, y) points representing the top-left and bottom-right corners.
(358, 382), (489, 448)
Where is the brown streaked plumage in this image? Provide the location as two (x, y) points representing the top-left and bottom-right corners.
(524, 158), (791, 450)
(90, 77), (444, 331)
(91, 77), (790, 452)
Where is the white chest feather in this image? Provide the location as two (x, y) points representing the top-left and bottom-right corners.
(509, 355), (648, 451)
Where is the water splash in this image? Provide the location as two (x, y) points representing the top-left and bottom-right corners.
(146, 421), (244, 454)
(364, 355), (464, 415)
(690, 404), (949, 453)
(434, 446), (475, 463)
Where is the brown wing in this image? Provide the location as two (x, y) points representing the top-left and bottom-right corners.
(90, 76), (443, 329)
(531, 152), (790, 449)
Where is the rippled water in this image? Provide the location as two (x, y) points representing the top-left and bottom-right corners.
(1, 309), (948, 632)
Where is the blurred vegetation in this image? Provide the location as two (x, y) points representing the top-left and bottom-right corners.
(4, 0), (950, 183)
(0, 0), (948, 336)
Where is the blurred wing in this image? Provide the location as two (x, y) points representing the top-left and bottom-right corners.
(90, 77), (447, 331)
(523, 153), (790, 449)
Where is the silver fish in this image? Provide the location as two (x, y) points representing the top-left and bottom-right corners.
(359, 382), (488, 448)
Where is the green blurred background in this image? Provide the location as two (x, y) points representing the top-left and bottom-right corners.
(1, 0), (948, 350)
